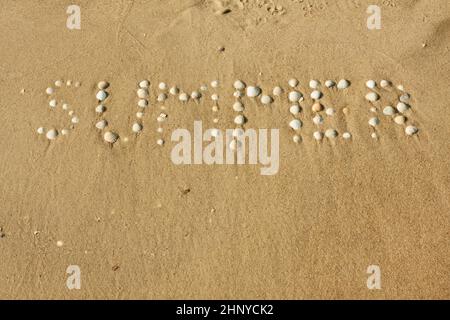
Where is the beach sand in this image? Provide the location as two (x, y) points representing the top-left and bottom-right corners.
(0, 0), (449, 299)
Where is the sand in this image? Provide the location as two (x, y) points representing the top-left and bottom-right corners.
(0, 0), (449, 299)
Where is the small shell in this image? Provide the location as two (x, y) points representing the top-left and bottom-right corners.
(61, 129), (69, 135)
(325, 129), (338, 138)
(157, 93), (167, 102)
(191, 91), (201, 100)
(310, 90), (323, 100)
(233, 102), (245, 112)
(37, 127), (45, 134)
(312, 102), (324, 113)
(325, 108), (336, 116)
(46, 87), (55, 95)
(138, 99), (148, 108)
(383, 106), (396, 116)
(342, 132), (352, 140)
(211, 80), (219, 88)
(234, 115), (246, 125)
(396, 102), (410, 113)
(405, 126), (418, 136)
(95, 120), (108, 129)
(211, 94), (219, 101)
(169, 86), (179, 95)
(104, 131), (119, 144)
(260, 95), (273, 105)
(234, 91), (244, 98)
(313, 131), (323, 141)
(273, 86), (283, 96)
(394, 115), (406, 125)
(366, 80), (376, 89)
(55, 80), (63, 87)
(371, 132), (378, 139)
(380, 80), (391, 88)
(288, 91), (302, 103)
(289, 119), (302, 130)
(66, 80), (72, 87)
(289, 105), (301, 115)
(71, 116), (79, 124)
(233, 80), (246, 90)
(312, 114), (324, 125)
(139, 80), (150, 88)
(96, 90), (108, 101)
(337, 79), (350, 89)
(95, 105), (106, 114)
(247, 86), (261, 98)
(158, 82), (168, 90)
(399, 93), (411, 103)
(368, 117), (380, 127)
(97, 81), (109, 90)
(309, 80), (320, 89)
(200, 85), (208, 91)
(365, 92), (380, 102)
(136, 112), (144, 119)
(132, 123), (143, 133)
(46, 129), (58, 140)
(325, 80), (336, 88)
(49, 99), (57, 108)
(288, 78), (299, 88)
(157, 139), (165, 146)
(62, 103), (69, 111)
(179, 93), (189, 102)
(293, 135), (301, 143)
(137, 88), (149, 99)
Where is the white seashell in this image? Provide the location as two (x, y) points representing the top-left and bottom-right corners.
(137, 88), (148, 99)
(383, 106), (396, 116)
(289, 105), (301, 115)
(132, 123), (143, 133)
(62, 103), (69, 110)
(95, 105), (105, 114)
(157, 93), (167, 102)
(213, 118), (219, 124)
(337, 79), (350, 89)
(325, 129), (338, 138)
(61, 129), (69, 135)
(233, 102), (244, 112)
(158, 82), (168, 90)
(49, 99), (57, 108)
(313, 131), (323, 141)
(37, 127), (45, 134)
(169, 86), (179, 95)
(342, 132), (352, 139)
(368, 117), (380, 127)
(179, 93), (189, 102)
(96, 90), (108, 101)
(95, 120), (108, 129)
(366, 80), (376, 89)
(380, 80), (391, 88)
(288, 91), (302, 103)
(365, 92), (380, 102)
(136, 112), (144, 119)
(212, 105), (219, 112)
(247, 86), (261, 98)
(68, 110), (74, 116)
(260, 95), (273, 105)
(74, 81), (81, 88)
(55, 80), (63, 87)
(191, 91), (201, 100)
(156, 139), (165, 146)
(325, 108), (336, 116)
(396, 102), (409, 113)
(288, 78), (299, 88)
(103, 131), (118, 144)
(211, 80), (219, 88)
(157, 113), (168, 123)
(234, 90), (244, 98)
(46, 129), (58, 140)
(405, 126), (418, 136)
(371, 132), (378, 139)
(138, 99), (148, 108)
(234, 80), (246, 90)
(97, 81), (109, 90)
(71, 116), (79, 124)
(273, 86), (283, 96)
(66, 80), (72, 86)
(293, 135), (301, 143)
(46, 87), (54, 95)
(399, 93), (411, 103)
(200, 85), (208, 91)
(370, 107), (377, 113)
(312, 102), (323, 113)
(139, 80), (149, 88)
(397, 84), (405, 91)
(310, 90), (323, 100)
(157, 127), (163, 133)
(325, 80), (336, 88)
(289, 119), (302, 130)
(309, 80), (320, 89)
(313, 114), (324, 125)
(394, 115), (406, 125)
(234, 115), (246, 125)
(211, 94), (219, 101)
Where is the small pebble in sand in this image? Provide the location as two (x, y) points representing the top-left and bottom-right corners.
(139, 80), (150, 88)
(313, 131), (323, 141)
(288, 91), (302, 103)
(326, 108), (336, 116)
(95, 105), (105, 114)
(405, 125), (418, 136)
(137, 88), (148, 99)
(399, 93), (411, 103)
(309, 80), (320, 89)
(157, 139), (165, 146)
(97, 81), (109, 90)
(234, 115), (246, 125)
(56, 240), (64, 247)
(396, 102), (410, 113)
(169, 86), (179, 95)
(211, 80), (219, 88)
(289, 105), (300, 115)
(95, 120), (108, 130)
(71, 116), (79, 124)
(157, 93), (167, 102)
(365, 92), (380, 102)
(380, 80), (391, 88)
(310, 90), (323, 100)
(211, 94), (219, 101)
(247, 86), (261, 98)
(179, 93), (189, 102)
(132, 123), (143, 133)
(136, 112), (144, 119)
(158, 82), (168, 90)
(394, 115), (406, 125)
(138, 99), (148, 108)
(104, 131), (118, 144)
(46, 87), (55, 95)
(288, 78), (299, 88)
(46, 129), (58, 140)
(234, 80), (246, 90)
(312, 102), (323, 113)
(233, 102), (244, 112)
(49, 99), (57, 108)
(289, 119), (302, 130)
(313, 114), (324, 125)
(337, 79), (350, 89)
(325, 80), (336, 88)
(273, 86), (283, 96)
(234, 90), (244, 98)
(37, 127), (45, 134)
(342, 132), (352, 140)
(368, 117), (380, 127)
(366, 80), (376, 89)
(293, 135), (301, 143)
(371, 132), (378, 139)
(260, 95), (273, 105)
(61, 129), (69, 135)
(96, 90), (108, 101)
(325, 129), (338, 139)
(383, 106), (396, 116)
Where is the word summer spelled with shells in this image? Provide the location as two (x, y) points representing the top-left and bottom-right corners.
(37, 78), (419, 148)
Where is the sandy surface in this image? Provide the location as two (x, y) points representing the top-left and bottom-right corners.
(0, 0), (449, 299)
